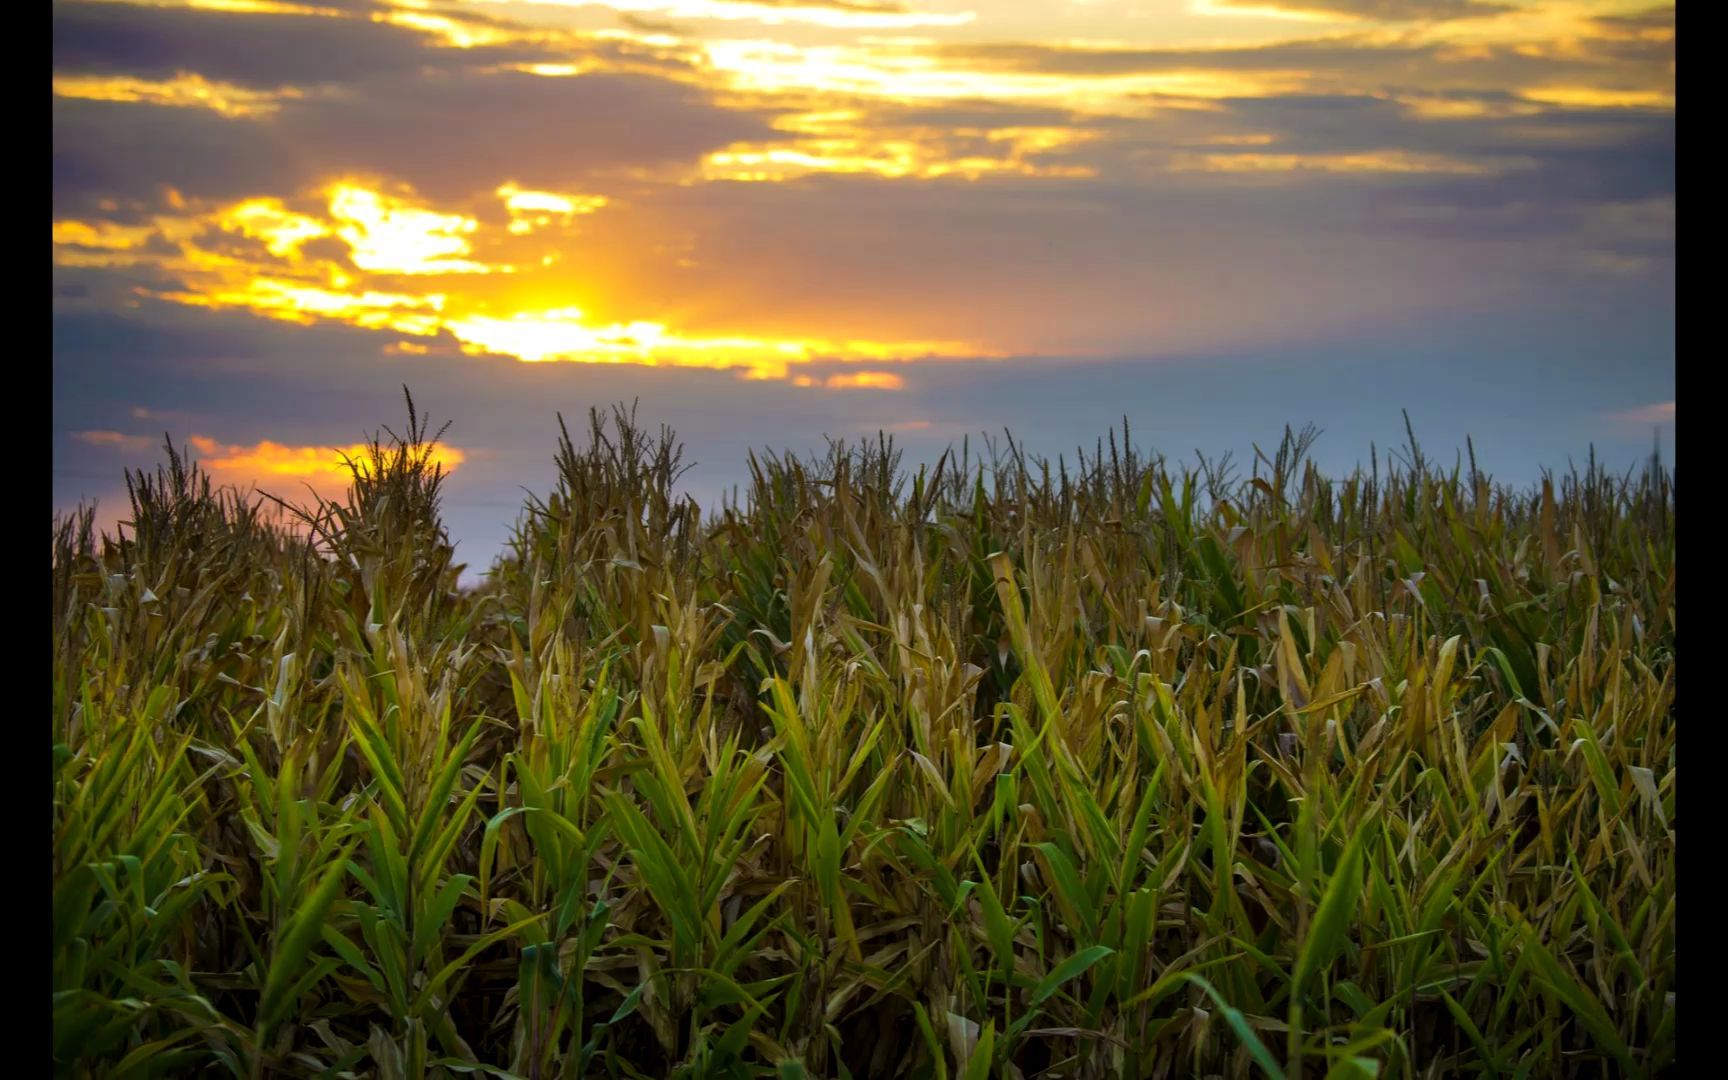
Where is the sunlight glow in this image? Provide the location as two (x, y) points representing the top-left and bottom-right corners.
(183, 433), (467, 495)
(51, 0), (1672, 385)
(442, 307), (981, 380)
(326, 184), (503, 275)
(222, 199), (333, 258)
(497, 183), (609, 235)
(53, 172), (997, 381)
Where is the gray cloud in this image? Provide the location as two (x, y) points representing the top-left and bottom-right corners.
(53, 97), (311, 216)
(1591, 5), (1675, 32)
(51, 0), (776, 206)
(53, 70), (774, 211)
(51, 0), (551, 88)
(270, 69), (776, 199)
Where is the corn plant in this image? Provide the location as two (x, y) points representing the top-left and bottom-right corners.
(52, 399), (1675, 1078)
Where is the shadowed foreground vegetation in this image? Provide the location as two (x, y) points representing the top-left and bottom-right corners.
(53, 396), (1675, 1078)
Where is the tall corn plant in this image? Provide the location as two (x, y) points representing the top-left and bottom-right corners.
(53, 402), (1674, 1078)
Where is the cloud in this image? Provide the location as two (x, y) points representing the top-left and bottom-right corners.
(54, 74), (775, 213)
(53, 0), (1673, 215)
(792, 371), (907, 389)
(272, 69), (776, 200)
(52, 0), (766, 207)
(470, 0), (972, 32)
(1607, 401), (1675, 427)
(52, 70), (304, 118)
(184, 433), (466, 494)
(52, 184), (995, 382)
(1203, 1), (1511, 21)
(51, 0), (550, 89)
(53, 96), (308, 216)
(1590, 5), (1675, 34)
(71, 429), (159, 453)
(66, 421), (468, 501)
(931, 29), (1672, 95)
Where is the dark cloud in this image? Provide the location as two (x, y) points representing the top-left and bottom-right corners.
(52, 0), (1669, 211)
(1361, 107), (1674, 226)
(1218, 91), (1672, 175)
(51, 0), (553, 89)
(51, 0), (775, 204)
(857, 100), (1082, 130)
(971, 89), (1673, 239)
(270, 69), (776, 198)
(1591, 5), (1675, 32)
(53, 97), (311, 215)
(53, 70), (774, 210)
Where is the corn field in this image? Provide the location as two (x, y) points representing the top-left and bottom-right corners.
(52, 395), (1676, 1078)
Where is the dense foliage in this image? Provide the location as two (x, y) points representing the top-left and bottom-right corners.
(52, 395), (1675, 1078)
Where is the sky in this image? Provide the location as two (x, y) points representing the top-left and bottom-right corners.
(52, 0), (1674, 575)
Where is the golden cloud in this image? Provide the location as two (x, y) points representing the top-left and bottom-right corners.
(52, 71), (303, 118)
(793, 371), (907, 390)
(50, 0), (1671, 387)
(701, 119), (1098, 182)
(53, 179), (997, 380)
(497, 182), (609, 235)
(442, 309), (979, 380)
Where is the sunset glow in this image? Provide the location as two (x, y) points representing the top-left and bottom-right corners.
(54, 0), (1673, 532)
(187, 433), (466, 482)
(53, 175), (992, 378)
(70, 428), (469, 500)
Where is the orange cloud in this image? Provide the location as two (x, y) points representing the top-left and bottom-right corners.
(185, 434), (465, 484)
(74, 427), (471, 503)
